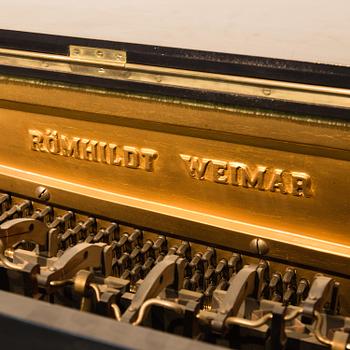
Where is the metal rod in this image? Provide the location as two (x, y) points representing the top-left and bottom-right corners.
(1, 47), (350, 109)
(132, 298), (185, 326)
(0, 239), (23, 270)
(111, 303), (122, 321)
(284, 307), (303, 321)
(49, 278), (74, 287)
(0, 48), (125, 69)
(225, 306), (302, 328)
(313, 311), (332, 347)
(225, 312), (273, 328)
(89, 283), (101, 302)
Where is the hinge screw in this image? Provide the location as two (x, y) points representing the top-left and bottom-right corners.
(35, 186), (51, 201)
(96, 50), (104, 57)
(249, 238), (269, 256)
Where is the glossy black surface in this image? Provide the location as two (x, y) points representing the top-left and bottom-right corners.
(1, 29), (350, 121)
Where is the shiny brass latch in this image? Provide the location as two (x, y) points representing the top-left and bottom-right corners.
(69, 45), (127, 67)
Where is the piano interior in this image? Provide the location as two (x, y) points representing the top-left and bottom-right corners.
(0, 5), (350, 349)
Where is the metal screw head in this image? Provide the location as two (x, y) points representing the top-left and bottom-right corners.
(249, 238), (269, 256)
(262, 88), (272, 96)
(96, 50), (104, 57)
(35, 186), (51, 201)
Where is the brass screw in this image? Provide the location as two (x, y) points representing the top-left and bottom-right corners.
(96, 50), (104, 58)
(262, 88), (272, 96)
(249, 238), (269, 256)
(35, 186), (51, 201)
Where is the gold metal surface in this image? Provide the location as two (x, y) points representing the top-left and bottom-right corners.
(1, 46), (350, 109)
(69, 45), (127, 66)
(1, 40), (350, 350)
(0, 76), (350, 278)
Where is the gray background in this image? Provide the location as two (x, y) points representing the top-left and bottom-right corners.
(1, 0), (349, 66)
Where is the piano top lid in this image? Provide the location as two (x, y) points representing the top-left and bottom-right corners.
(0, 0), (350, 67)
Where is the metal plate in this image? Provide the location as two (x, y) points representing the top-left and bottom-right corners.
(0, 77), (349, 277)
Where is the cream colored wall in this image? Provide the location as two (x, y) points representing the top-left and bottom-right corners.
(1, 0), (349, 65)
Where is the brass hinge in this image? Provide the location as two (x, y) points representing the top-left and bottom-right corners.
(0, 45), (350, 110)
(69, 45), (127, 67)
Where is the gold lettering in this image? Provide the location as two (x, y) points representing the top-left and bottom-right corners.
(123, 146), (140, 169)
(60, 135), (80, 158)
(29, 129), (44, 152)
(108, 144), (122, 166)
(80, 139), (98, 161)
(180, 154), (210, 179)
(291, 172), (312, 197)
(240, 165), (267, 190)
(267, 169), (287, 194)
(141, 148), (158, 172)
(98, 142), (108, 163)
(29, 129), (159, 173)
(228, 162), (246, 186)
(180, 153), (311, 197)
(44, 129), (60, 154)
(211, 160), (228, 184)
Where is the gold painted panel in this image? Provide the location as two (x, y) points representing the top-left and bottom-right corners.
(0, 106), (349, 247)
